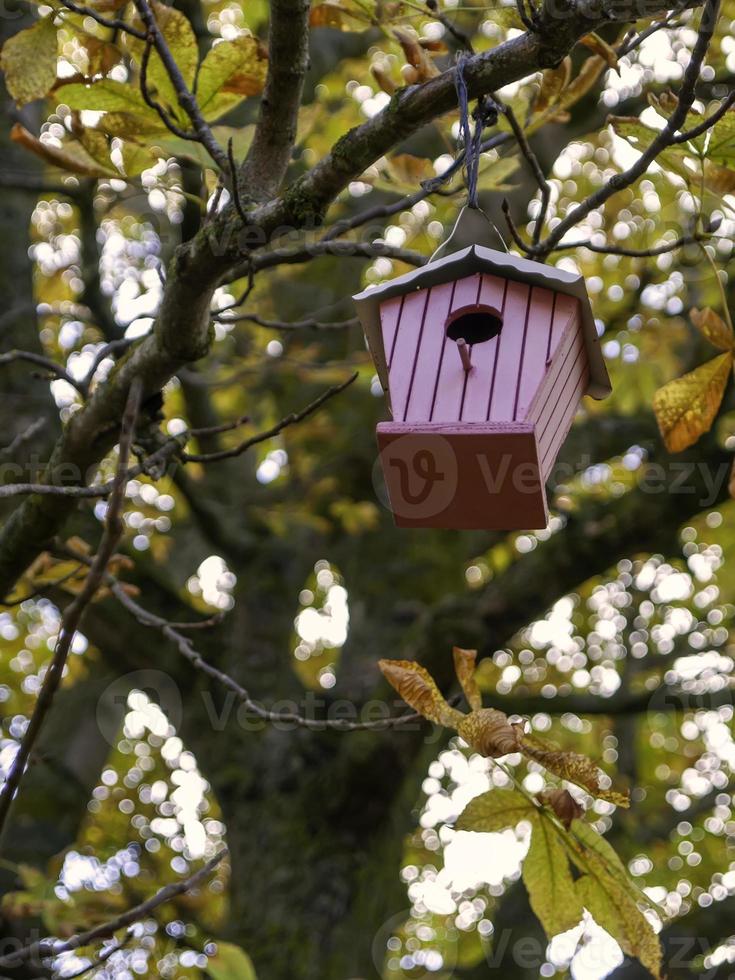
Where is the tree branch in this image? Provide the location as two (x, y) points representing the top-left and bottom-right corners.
(0, 849), (226, 970)
(0, 379), (142, 842)
(239, 0), (312, 200)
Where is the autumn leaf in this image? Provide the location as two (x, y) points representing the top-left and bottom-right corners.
(457, 708), (525, 757)
(534, 58), (572, 115)
(521, 733), (630, 806)
(452, 647), (482, 711)
(207, 942), (258, 980)
(558, 56), (608, 109)
(378, 659), (463, 727)
(11, 123), (118, 178)
(196, 36), (268, 120)
(576, 875), (661, 978)
(1, 15), (58, 106)
(310, 1), (371, 29)
(393, 28), (439, 82)
(522, 817), (584, 938)
(690, 307), (733, 351)
(456, 789), (536, 832)
(652, 351), (733, 452)
(126, 1), (198, 121)
(568, 818), (631, 883)
(703, 160), (735, 194)
(580, 32), (618, 70)
(537, 788), (584, 827)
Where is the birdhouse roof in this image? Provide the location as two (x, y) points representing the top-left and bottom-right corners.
(353, 244), (612, 400)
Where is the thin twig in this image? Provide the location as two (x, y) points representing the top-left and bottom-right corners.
(182, 372), (358, 463)
(58, 545), (423, 733)
(0, 849), (226, 970)
(530, 0), (723, 257)
(57, 0), (147, 38)
(672, 91), (735, 143)
(0, 350), (86, 395)
(132, 0), (227, 169)
(0, 379), (143, 842)
(497, 99), (550, 247)
(214, 312), (359, 331)
(138, 33), (193, 141)
(0, 419), (46, 462)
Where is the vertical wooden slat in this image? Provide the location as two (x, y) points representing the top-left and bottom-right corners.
(540, 352), (589, 478)
(382, 295), (404, 368)
(513, 286), (555, 420)
(388, 289), (428, 421)
(461, 274), (506, 422)
(547, 293), (577, 364)
(404, 282), (455, 422)
(431, 274), (480, 422)
(487, 279), (531, 421)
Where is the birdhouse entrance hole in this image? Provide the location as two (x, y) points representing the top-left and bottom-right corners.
(445, 304), (503, 346)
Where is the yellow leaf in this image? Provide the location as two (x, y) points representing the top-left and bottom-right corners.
(126, 1), (198, 122)
(559, 56), (608, 110)
(378, 659), (463, 727)
(208, 941), (257, 980)
(1, 15), (57, 106)
(523, 817), (584, 938)
(576, 875), (662, 978)
(456, 789), (536, 832)
(452, 647), (482, 711)
(393, 28), (439, 82)
(580, 32), (618, 70)
(690, 307), (733, 351)
(196, 36), (268, 120)
(534, 58), (571, 116)
(310, 1), (370, 28)
(521, 733), (630, 806)
(652, 351), (733, 453)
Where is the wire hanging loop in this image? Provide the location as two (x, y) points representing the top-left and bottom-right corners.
(454, 54), (498, 210)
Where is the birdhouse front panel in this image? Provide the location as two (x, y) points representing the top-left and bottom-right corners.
(354, 245), (611, 531)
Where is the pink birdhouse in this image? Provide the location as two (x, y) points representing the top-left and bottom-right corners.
(354, 244), (611, 530)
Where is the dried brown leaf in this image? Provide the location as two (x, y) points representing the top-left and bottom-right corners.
(378, 659), (463, 728)
(452, 647), (482, 712)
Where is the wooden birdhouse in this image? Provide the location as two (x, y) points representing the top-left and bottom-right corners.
(354, 243), (611, 530)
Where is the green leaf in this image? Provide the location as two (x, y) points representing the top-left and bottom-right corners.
(196, 36), (268, 121)
(456, 790), (536, 832)
(57, 79), (153, 114)
(126, 0), (198, 122)
(207, 942), (257, 980)
(522, 817), (583, 938)
(576, 876), (662, 979)
(568, 819), (629, 880)
(700, 108), (735, 165)
(0, 15), (58, 106)
(145, 124), (254, 167)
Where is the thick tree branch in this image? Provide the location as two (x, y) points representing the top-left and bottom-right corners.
(239, 0), (312, 199)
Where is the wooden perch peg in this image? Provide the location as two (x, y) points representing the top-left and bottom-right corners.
(456, 337), (472, 372)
